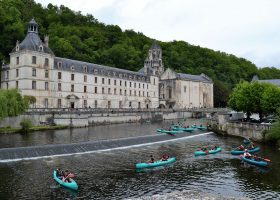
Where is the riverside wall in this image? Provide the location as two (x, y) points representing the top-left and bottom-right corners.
(0, 109), (194, 128)
(212, 114), (271, 141)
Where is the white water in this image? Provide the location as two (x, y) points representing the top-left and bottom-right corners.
(0, 132), (213, 163)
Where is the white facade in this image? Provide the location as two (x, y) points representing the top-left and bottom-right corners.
(1, 19), (213, 109)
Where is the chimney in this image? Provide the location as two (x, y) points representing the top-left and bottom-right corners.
(44, 35), (49, 47)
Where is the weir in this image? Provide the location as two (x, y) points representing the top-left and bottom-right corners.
(0, 132), (212, 162)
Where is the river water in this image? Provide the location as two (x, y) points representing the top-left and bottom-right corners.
(0, 119), (279, 200)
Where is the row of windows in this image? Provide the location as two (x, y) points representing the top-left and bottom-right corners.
(16, 56), (49, 67)
(56, 99), (146, 109)
(58, 72), (150, 89)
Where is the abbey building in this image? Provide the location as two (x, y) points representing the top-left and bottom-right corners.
(1, 19), (213, 109)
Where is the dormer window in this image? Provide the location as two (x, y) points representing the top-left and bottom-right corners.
(119, 74), (122, 78)
(39, 45), (43, 51)
(83, 66), (87, 73)
(71, 65), (75, 71)
(94, 69), (98, 74)
(16, 45), (19, 52)
(57, 62), (62, 69)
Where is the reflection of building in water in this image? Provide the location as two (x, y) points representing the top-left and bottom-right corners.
(1, 19), (213, 109)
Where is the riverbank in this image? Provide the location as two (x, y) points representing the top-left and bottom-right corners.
(0, 125), (68, 134)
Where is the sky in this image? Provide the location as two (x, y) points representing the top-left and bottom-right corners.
(35, 0), (280, 68)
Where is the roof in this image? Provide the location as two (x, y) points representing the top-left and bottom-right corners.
(258, 79), (280, 87)
(54, 57), (149, 82)
(150, 40), (161, 50)
(176, 73), (213, 83)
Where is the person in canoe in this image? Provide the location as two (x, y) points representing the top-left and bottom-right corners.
(56, 168), (64, 179)
(237, 144), (245, 151)
(147, 155), (155, 163)
(249, 142), (255, 149)
(161, 154), (169, 161)
(243, 149), (251, 158)
(211, 145), (219, 150)
(62, 169), (75, 183)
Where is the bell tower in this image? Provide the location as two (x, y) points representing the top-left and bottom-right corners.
(144, 40), (164, 76)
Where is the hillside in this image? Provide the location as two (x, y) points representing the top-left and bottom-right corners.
(1, 0), (280, 107)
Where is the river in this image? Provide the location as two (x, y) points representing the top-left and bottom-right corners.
(0, 119), (279, 200)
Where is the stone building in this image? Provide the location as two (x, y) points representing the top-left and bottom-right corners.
(1, 19), (213, 109)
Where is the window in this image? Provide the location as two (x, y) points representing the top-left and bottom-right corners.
(143, 91), (145, 97)
(45, 82), (49, 90)
(58, 83), (61, 91)
(83, 66), (87, 73)
(102, 78), (105, 84)
(120, 89), (122, 95)
(71, 84), (74, 92)
(44, 58), (49, 67)
(58, 62), (62, 68)
(138, 102), (141, 109)
(119, 101), (122, 108)
(45, 70), (49, 78)
(95, 87), (97, 93)
(71, 74), (74, 81)
(94, 100), (98, 108)
(134, 91), (136, 96)
(95, 77), (98, 83)
(184, 86), (187, 93)
(32, 68), (36, 77)
(130, 82), (132, 87)
(16, 81), (18, 89)
(32, 56), (36, 64)
(124, 90), (127, 96)
(58, 72), (62, 79)
(84, 75), (87, 82)
(6, 83), (8, 89)
(125, 81), (127, 87)
(108, 79), (111, 85)
(108, 101), (111, 108)
(147, 85), (149, 89)
(16, 69), (19, 77)
(84, 86), (87, 93)
(147, 92), (149, 97)
(153, 78), (155, 85)
(83, 100), (87, 108)
(139, 91), (141, 96)
(5, 71), (9, 80)
(139, 83), (140, 88)
(32, 81), (36, 89)
(134, 83), (136, 88)
(129, 101), (132, 108)
(44, 98), (48, 108)
(114, 88), (117, 95)
(143, 84), (145, 89)
(130, 90), (132, 96)
(108, 88), (111, 94)
(102, 87), (105, 94)
(16, 57), (19, 65)
(114, 80), (116, 85)
(120, 80), (122, 86)
(57, 99), (62, 108)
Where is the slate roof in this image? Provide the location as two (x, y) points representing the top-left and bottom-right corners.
(150, 40), (161, 50)
(258, 79), (280, 87)
(176, 73), (212, 83)
(54, 57), (149, 82)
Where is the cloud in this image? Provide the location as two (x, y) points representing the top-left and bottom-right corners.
(35, 0), (280, 67)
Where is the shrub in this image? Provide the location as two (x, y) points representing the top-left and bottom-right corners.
(20, 118), (33, 133)
(265, 119), (280, 143)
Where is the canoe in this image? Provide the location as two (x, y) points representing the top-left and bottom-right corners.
(230, 147), (260, 155)
(157, 129), (182, 134)
(241, 155), (268, 167)
(172, 127), (195, 132)
(136, 157), (176, 169)
(53, 171), (78, 190)
(194, 147), (222, 156)
(197, 126), (207, 130)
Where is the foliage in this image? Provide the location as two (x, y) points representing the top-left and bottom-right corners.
(228, 81), (280, 120)
(23, 95), (36, 104)
(0, 89), (29, 119)
(265, 119), (280, 143)
(20, 118), (32, 133)
(1, 0), (280, 107)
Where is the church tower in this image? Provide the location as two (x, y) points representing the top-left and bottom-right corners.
(144, 41), (164, 76)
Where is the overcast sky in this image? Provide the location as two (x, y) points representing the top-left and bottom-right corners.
(35, 0), (280, 68)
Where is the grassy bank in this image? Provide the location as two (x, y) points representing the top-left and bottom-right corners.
(0, 125), (69, 134)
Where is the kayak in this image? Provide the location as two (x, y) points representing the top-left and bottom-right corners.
(156, 129), (183, 134)
(241, 155), (268, 167)
(53, 171), (78, 190)
(194, 147), (222, 156)
(172, 127), (195, 132)
(230, 147), (260, 155)
(197, 126), (207, 130)
(136, 157), (176, 169)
